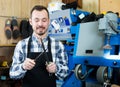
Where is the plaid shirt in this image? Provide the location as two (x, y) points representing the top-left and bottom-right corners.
(9, 35), (69, 80)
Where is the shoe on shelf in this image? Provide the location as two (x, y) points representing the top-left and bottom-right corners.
(4, 19), (12, 39)
(11, 19), (20, 39)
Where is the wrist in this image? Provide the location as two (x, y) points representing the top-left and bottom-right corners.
(21, 64), (25, 70)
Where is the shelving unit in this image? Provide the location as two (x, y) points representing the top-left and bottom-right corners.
(0, 45), (15, 87)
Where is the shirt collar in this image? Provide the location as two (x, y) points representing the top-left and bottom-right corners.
(31, 34), (48, 43)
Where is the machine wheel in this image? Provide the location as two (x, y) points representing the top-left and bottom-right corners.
(74, 64), (87, 80)
(96, 66), (108, 83)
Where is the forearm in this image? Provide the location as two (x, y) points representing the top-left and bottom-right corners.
(55, 63), (69, 80)
(9, 63), (27, 79)
(55, 47), (69, 80)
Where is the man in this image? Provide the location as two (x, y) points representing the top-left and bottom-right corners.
(9, 5), (69, 87)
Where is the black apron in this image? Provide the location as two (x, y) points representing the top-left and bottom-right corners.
(22, 36), (56, 87)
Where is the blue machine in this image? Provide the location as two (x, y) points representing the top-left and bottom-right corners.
(49, 9), (120, 87)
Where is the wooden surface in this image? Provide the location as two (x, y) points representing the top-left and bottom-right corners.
(82, 0), (99, 14)
(99, 0), (120, 15)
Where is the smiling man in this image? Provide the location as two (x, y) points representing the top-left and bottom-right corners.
(9, 5), (69, 87)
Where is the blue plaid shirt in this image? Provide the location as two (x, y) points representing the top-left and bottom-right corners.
(9, 35), (69, 80)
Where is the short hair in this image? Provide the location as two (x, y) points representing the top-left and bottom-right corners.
(30, 5), (49, 18)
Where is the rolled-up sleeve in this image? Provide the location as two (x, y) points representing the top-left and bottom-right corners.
(55, 42), (69, 80)
(9, 41), (27, 79)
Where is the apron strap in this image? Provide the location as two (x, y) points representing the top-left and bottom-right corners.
(27, 36), (32, 58)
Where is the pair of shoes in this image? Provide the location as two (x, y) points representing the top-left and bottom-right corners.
(11, 19), (20, 39)
(4, 19), (20, 39)
(20, 20), (33, 39)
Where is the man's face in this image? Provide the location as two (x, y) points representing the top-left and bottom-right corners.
(29, 10), (50, 36)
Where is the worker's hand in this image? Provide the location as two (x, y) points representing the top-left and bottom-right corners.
(46, 62), (56, 73)
(111, 84), (120, 87)
(22, 58), (35, 70)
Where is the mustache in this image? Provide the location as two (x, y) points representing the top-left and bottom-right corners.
(36, 26), (45, 29)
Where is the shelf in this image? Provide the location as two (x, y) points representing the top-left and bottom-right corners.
(0, 67), (9, 70)
(0, 44), (16, 47)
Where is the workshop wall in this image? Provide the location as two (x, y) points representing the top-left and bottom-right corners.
(99, 0), (120, 15)
(0, 0), (51, 45)
(82, 0), (120, 15)
(82, 0), (99, 14)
